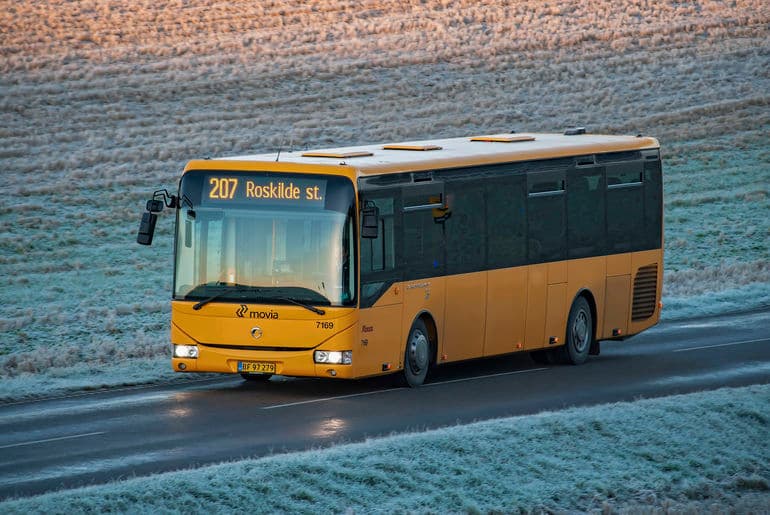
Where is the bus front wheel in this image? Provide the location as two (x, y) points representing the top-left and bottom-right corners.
(564, 296), (593, 365)
(403, 318), (431, 387)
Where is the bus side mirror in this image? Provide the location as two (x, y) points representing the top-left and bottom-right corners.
(146, 199), (164, 213)
(361, 205), (379, 239)
(137, 212), (157, 245)
(137, 190), (178, 246)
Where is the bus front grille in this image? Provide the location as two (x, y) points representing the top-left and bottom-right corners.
(632, 264), (658, 321)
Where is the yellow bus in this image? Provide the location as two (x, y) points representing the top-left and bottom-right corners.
(137, 130), (663, 386)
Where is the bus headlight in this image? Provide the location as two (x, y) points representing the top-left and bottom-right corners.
(173, 345), (199, 358)
(314, 350), (352, 365)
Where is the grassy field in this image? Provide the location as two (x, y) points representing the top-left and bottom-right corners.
(1, 0), (769, 399)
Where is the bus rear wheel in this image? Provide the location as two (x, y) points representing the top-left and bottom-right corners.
(403, 318), (431, 387)
(564, 296), (593, 365)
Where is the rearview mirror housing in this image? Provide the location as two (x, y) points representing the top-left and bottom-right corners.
(137, 212), (158, 245)
(146, 199), (164, 213)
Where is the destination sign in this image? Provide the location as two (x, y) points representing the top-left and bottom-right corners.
(203, 176), (327, 206)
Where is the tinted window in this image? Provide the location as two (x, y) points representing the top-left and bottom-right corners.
(402, 188), (445, 279)
(568, 167), (606, 258)
(445, 181), (485, 274)
(487, 174), (527, 268)
(606, 162), (644, 252)
(359, 189), (401, 307)
(527, 170), (566, 262)
(360, 196), (396, 275)
(643, 160), (663, 249)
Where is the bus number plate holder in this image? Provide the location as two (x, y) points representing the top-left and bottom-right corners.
(238, 361), (276, 374)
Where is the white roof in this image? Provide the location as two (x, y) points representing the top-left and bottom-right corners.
(212, 132), (659, 176)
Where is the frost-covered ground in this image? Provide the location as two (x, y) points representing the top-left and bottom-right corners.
(1, 1), (769, 400)
(2, 385), (768, 513)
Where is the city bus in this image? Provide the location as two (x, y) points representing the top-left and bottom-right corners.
(137, 129), (663, 386)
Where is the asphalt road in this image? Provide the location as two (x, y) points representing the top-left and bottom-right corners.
(1, 308), (769, 500)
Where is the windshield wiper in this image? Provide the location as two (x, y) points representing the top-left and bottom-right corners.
(192, 284), (255, 311)
(280, 297), (326, 315)
(192, 287), (328, 315)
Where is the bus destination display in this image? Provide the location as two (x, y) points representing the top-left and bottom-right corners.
(204, 176), (327, 206)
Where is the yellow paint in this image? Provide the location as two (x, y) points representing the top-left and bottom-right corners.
(442, 272), (487, 362)
(483, 267), (527, 356)
(524, 264), (548, 349)
(604, 275), (630, 338)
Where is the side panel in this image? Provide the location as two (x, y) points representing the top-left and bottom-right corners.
(357, 286), (403, 377)
(607, 253), (632, 277)
(544, 261), (568, 346)
(603, 275), (631, 338)
(604, 252), (633, 340)
(524, 263), (547, 349)
(443, 271), (487, 362)
(484, 267), (527, 356)
(544, 283), (568, 345)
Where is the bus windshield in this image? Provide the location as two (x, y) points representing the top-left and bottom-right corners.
(173, 171), (357, 308)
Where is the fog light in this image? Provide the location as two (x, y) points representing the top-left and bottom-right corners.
(173, 344), (198, 358)
(314, 350), (352, 365)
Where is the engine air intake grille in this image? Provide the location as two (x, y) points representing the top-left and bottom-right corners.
(632, 263), (658, 321)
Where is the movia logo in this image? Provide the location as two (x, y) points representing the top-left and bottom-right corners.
(236, 304), (279, 319)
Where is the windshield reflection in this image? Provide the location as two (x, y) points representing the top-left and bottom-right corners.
(174, 172), (356, 307)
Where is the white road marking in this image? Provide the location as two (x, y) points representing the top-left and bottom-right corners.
(262, 387), (407, 410)
(0, 431), (106, 450)
(672, 338), (769, 353)
(425, 367), (549, 387)
(262, 367), (548, 409)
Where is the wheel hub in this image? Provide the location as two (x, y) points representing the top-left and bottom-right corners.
(409, 330), (429, 373)
(572, 310), (589, 353)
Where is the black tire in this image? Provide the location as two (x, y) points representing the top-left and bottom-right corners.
(564, 296), (593, 365)
(240, 373), (273, 382)
(403, 318), (432, 387)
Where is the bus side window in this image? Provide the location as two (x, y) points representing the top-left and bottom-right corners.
(360, 196), (395, 275)
(403, 190), (445, 279)
(527, 170), (567, 263)
(445, 180), (485, 274)
(643, 159), (663, 249)
(567, 167), (606, 258)
(606, 162), (644, 252)
(487, 174), (526, 269)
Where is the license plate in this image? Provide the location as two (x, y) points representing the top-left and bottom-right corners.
(238, 361), (276, 374)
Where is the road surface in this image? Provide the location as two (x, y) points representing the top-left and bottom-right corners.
(1, 308), (768, 500)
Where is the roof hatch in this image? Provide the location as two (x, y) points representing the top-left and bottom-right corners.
(470, 134), (536, 143)
(301, 150), (374, 158)
(382, 144), (443, 151)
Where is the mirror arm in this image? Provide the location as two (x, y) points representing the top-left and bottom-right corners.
(152, 189), (179, 209)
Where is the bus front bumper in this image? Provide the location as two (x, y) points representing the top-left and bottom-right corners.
(171, 344), (359, 379)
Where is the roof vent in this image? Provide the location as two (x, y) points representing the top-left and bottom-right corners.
(301, 150), (374, 158)
(470, 134), (535, 143)
(382, 144), (442, 151)
(564, 127), (586, 136)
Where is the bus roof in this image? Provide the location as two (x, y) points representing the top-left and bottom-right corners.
(204, 132), (660, 176)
